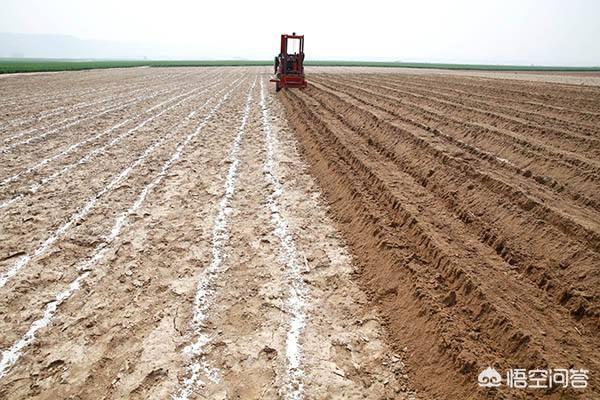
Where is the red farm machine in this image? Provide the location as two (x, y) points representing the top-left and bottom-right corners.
(271, 33), (307, 91)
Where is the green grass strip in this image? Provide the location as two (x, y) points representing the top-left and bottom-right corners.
(1, 58), (598, 74)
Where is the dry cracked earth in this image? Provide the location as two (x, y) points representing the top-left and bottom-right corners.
(1, 66), (599, 400)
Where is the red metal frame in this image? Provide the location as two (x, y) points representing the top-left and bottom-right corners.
(270, 33), (307, 91)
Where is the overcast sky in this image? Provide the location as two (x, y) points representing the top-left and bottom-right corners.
(1, 0), (599, 65)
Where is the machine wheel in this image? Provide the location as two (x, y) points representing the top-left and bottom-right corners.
(275, 83), (281, 92)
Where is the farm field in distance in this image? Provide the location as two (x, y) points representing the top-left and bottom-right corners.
(2, 58), (600, 74)
(0, 66), (599, 400)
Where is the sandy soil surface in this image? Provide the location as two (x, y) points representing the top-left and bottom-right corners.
(282, 71), (600, 399)
(2, 66), (599, 400)
(307, 66), (600, 86)
(0, 67), (417, 399)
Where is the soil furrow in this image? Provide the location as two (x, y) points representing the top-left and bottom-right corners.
(309, 79), (600, 249)
(281, 84), (599, 399)
(313, 76), (600, 213)
(334, 75), (600, 159)
(301, 82), (600, 329)
(387, 73), (600, 112)
(364, 73), (600, 127)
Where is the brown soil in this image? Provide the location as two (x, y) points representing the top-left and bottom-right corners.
(307, 67), (600, 86)
(280, 71), (600, 399)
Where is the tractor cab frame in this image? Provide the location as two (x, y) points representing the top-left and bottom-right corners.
(271, 33), (307, 91)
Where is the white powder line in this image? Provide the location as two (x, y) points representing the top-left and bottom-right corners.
(0, 77), (210, 152)
(0, 85), (127, 124)
(0, 79), (239, 289)
(0, 196), (19, 210)
(259, 79), (308, 400)
(0, 119), (130, 188)
(0, 69), (196, 111)
(1, 99), (141, 153)
(0, 77), (245, 381)
(0, 86), (106, 112)
(0, 71), (210, 132)
(0, 70), (204, 134)
(0, 71), (175, 111)
(0, 78), (223, 189)
(2, 88), (150, 145)
(0, 76), (164, 113)
(0, 83), (222, 212)
(144, 86), (195, 113)
(172, 77), (257, 400)
(0, 84), (151, 132)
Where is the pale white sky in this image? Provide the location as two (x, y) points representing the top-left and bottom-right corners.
(1, 0), (599, 65)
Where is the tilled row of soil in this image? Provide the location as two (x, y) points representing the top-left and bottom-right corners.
(0, 69), (248, 398)
(281, 72), (600, 399)
(0, 68), (201, 120)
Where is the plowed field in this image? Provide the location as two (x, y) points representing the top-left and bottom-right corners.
(0, 67), (414, 399)
(1, 67), (598, 400)
(281, 72), (600, 399)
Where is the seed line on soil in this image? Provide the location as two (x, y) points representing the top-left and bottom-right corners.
(0, 74), (176, 123)
(0, 81), (229, 288)
(0, 70), (192, 111)
(0, 82), (204, 185)
(0, 71), (179, 109)
(0, 83), (197, 153)
(0, 83), (153, 133)
(259, 79), (308, 400)
(1, 87), (151, 146)
(0, 119), (131, 188)
(172, 77), (256, 400)
(1, 90), (128, 142)
(0, 86), (103, 112)
(0, 77), (244, 380)
(0, 79), (223, 206)
(0, 73), (205, 141)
